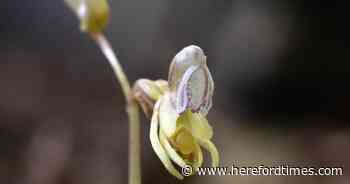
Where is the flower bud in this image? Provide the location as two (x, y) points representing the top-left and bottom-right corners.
(65, 0), (109, 33)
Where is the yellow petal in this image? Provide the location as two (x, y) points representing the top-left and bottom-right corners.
(191, 141), (203, 171)
(191, 113), (213, 140)
(64, 0), (109, 33)
(172, 127), (196, 155)
(197, 139), (219, 167)
(178, 111), (213, 140)
(150, 99), (183, 179)
(159, 129), (187, 168)
(159, 94), (178, 137)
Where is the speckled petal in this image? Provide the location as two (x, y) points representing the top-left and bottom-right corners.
(198, 66), (214, 115)
(174, 65), (199, 114)
(168, 45), (214, 115)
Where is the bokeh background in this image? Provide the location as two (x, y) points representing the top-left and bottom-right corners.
(0, 0), (348, 184)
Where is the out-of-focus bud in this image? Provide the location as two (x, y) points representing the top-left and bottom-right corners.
(64, 0), (109, 33)
(132, 79), (168, 117)
(168, 45), (214, 115)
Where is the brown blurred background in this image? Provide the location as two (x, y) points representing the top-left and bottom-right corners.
(0, 0), (348, 184)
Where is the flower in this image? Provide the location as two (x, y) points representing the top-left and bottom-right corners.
(133, 45), (219, 179)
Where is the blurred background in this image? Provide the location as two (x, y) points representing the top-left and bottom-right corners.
(0, 0), (348, 184)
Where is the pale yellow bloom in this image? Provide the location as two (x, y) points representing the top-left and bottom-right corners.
(133, 45), (219, 179)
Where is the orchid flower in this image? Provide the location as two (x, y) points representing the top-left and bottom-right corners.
(133, 45), (219, 179)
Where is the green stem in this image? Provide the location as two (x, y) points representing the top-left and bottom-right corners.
(91, 33), (141, 184)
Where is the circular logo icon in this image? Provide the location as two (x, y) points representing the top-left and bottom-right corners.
(182, 165), (193, 176)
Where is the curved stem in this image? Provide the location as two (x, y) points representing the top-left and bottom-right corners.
(91, 33), (141, 184)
